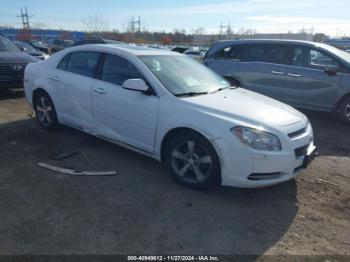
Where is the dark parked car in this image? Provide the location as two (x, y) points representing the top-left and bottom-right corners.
(48, 39), (74, 52)
(0, 35), (37, 89)
(13, 41), (49, 60)
(204, 39), (350, 123)
(26, 40), (53, 54)
(72, 38), (126, 46)
(171, 46), (189, 54)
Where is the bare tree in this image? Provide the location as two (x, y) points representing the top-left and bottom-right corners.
(226, 23), (233, 35)
(32, 22), (47, 30)
(194, 27), (206, 35)
(82, 15), (109, 37)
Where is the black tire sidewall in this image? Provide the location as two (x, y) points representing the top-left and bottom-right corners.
(337, 96), (350, 123)
(34, 92), (59, 131)
(225, 77), (241, 88)
(164, 131), (221, 189)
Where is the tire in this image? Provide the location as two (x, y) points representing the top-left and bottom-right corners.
(164, 131), (221, 189)
(336, 96), (350, 123)
(33, 91), (59, 131)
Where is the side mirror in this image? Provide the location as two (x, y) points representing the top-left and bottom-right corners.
(20, 47), (27, 51)
(122, 79), (149, 93)
(324, 66), (338, 76)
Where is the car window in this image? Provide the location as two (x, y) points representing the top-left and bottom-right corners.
(66, 51), (100, 78)
(310, 49), (338, 68)
(101, 54), (144, 86)
(291, 47), (339, 69)
(186, 51), (200, 55)
(214, 45), (242, 60)
(267, 45), (287, 64)
(57, 54), (71, 71)
(244, 44), (268, 62)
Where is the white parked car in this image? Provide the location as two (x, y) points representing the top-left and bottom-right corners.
(24, 45), (316, 189)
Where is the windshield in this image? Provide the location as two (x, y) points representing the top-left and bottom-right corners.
(320, 43), (350, 65)
(139, 55), (229, 96)
(0, 36), (20, 52)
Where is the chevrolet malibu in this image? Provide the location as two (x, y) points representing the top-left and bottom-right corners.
(24, 45), (316, 189)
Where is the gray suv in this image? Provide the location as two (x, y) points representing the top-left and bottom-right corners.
(204, 40), (350, 123)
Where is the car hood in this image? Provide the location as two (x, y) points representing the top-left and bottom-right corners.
(0, 51), (37, 63)
(26, 51), (44, 57)
(183, 88), (306, 127)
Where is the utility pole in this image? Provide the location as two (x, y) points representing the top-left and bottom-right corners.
(131, 17), (134, 33)
(137, 16), (141, 33)
(18, 6), (32, 29)
(219, 22), (230, 38)
(130, 16), (141, 33)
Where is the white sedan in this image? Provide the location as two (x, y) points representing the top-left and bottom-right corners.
(24, 44), (316, 189)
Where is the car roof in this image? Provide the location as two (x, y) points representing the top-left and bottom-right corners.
(213, 39), (330, 50)
(66, 44), (181, 56)
(211, 39), (335, 53)
(216, 39), (315, 45)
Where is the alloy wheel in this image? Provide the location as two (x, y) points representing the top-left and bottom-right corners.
(36, 96), (53, 127)
(170, 140), (213, 183)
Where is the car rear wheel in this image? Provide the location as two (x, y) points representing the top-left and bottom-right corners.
(337, 96), (350, 123)
(164, 131), (221, 189)
(34, 91), (59, 130)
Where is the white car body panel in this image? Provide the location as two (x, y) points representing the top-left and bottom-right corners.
(24, 44), (315, 188)
(92, 78), (160, 153)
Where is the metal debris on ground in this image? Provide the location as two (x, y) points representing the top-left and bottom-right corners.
(50, 149), (77, 161)
(316, 178), (338, 187)
(38, 162), (117, 176)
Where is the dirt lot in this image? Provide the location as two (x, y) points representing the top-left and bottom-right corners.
(0, 88), (349, 256)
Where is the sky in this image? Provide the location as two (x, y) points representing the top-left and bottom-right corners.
(1, 0), (350, 36)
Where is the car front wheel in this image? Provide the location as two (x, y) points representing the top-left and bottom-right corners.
(33, 91), (59, 130)
(164, 131), (221, 189)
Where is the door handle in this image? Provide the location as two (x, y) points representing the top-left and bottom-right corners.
(93, 88), (106, 94)
(50, 76), (59, 81)
(272, 71), (284, 75)
(288, 73), (302, 77)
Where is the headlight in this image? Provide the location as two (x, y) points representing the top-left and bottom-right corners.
(232, 126), (282, 151)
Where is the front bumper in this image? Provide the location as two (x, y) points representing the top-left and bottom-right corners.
(0, 65), (25, 89)
(0, 77), (24, 88)
(215, 122), (316, 188)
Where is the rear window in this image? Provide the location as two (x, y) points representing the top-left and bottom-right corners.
(57, 53), (71, 71)
(65, 51), (100, 78)
(242, 44), (287, 64)
(213, 45), (243, 61)
(244, 45), (267, 62)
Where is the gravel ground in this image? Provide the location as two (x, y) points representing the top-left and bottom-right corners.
(0, 88), (349, 256)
